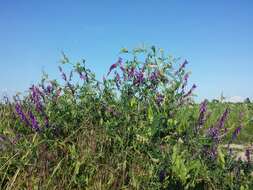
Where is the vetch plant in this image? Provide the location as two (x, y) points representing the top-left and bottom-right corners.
(0, 45), (252, 190)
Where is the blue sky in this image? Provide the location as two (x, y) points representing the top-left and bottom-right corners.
(0, 0), (252, 101)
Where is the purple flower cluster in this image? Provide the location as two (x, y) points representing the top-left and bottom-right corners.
(133, 70), (144, 86)
(15, 103), (30, 126)
(59, 66), (67, 81)
(208, 147), (218, 160)
(150, 70), (160, 82)
(217, 108), (229, 129)
(198, 99), (208, 127)
(30, 85), (44, 113)
(245, 149), (251, 163)
(183, 84), (197, 98)
(15, 103), (40, 132)
(127, 67), (135, 79)
(203, 145), (217, 160)
(232, 125), (242, 141)
(208, 127), (220, 142)
(107, 57), (123, 76)
(181, 73), (189, 92)
(175, 60), (188, 75)
(78, 69), (89, 81)
(46, 85), (53, 94)
(115, 72), (121, 89)
(119, 58), (125, 72)
(156, 93), (164, 105)
(207, 108), (229, 142)
(28, 111), (40, 131)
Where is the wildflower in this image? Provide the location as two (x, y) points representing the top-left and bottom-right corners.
(198, 99), (208, 127)
(46, 85), (53, 94)
(150, 70), (159, 82)
(107, 62), (118, 76)
(181, 73), (189, 91)
(30, 85), (43, 113)
(58, 66), (67, 81)
(156, 93), (164, 105)
(159, 170), (166, 182)
(217, 108), (229, 129)
(115, 72), (121, 89)
(245, 149), (251, 162)
(28, 111), (40, 131)
(209, 147), (217, 160)
(175, 60), (188, 75)
(183, 84), (197, 98)
(232, 125), (242, 141)
(133, 70), (144, 85)
(77, 70), (86, 80)
(118, 57), (125, 72)
(127, 67), (135, 79)
(208, 126), (220, 141)
(15, 103), (30, 126)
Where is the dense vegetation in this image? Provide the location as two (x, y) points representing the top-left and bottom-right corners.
(0, 46), (252, 189)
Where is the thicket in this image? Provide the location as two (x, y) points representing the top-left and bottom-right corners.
(0, 46), (252, 189)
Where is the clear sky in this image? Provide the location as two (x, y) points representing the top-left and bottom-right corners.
(0, 0), (252, 101)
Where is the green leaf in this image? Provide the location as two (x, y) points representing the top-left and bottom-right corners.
(148, 106), (153, 124)
(217, 146), (225, 169)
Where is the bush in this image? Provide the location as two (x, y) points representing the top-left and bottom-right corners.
(0, 46), (252, 189)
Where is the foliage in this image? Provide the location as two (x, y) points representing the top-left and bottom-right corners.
(0, 46), (253, 189)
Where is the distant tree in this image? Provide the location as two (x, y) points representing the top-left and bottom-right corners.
(244, 97), (251, 104)
(212, 99), (219, 104)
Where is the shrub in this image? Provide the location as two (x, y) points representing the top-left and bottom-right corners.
(0, 46), (252, 189)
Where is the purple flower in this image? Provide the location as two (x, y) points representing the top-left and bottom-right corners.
(29, 85), (43, 113)
(217, 108), (229, 129)
(198, 99), (208, 127)
(232, 125), (242, 140)
(183, 84), (197, 98)
(28, 111), (40, 131)
(127, 67), (135, 79)
(107, 62), (118, 76)
(245, 149), (251, 162)
(150, 70), (159, 82)
(209, 147), (218, 160)
(46, 85), (53, 94)
(175, 60), (188, 75)
(159, 170), (166, 182)
(77, 70), (86, 80)
(156, 93), (164, 105)
(118, 57), (125, 72)
(181, 73), (189, 91)
(115, 72), (121, 89)
(133, 70), (144, 85)
(208, 127), (220, 141)
(59, 66), (67, 81)
(15, 103), (30, 126)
